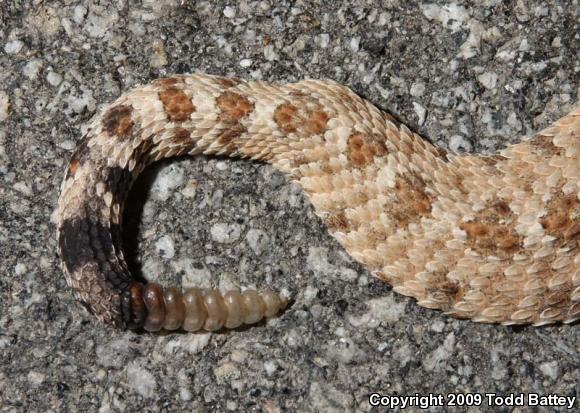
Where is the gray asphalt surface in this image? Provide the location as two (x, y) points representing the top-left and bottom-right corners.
(0, 1), (578, 411)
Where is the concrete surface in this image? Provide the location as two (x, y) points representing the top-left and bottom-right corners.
(0, 1), (578, 411)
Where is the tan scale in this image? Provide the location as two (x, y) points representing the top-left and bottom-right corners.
(57, 73), (579, 329)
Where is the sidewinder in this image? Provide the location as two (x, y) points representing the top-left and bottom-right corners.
(57, 73), (579, 330)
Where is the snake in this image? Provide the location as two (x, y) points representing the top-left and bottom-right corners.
(57, 73), (579, 330)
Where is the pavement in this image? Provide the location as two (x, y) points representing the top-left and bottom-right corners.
(0, 1), (578, 411)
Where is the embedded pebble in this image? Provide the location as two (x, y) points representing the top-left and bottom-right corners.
(348, 295), (407, 328)
(539, 361), (559, 380)
(125, 362), (157, 399)
(13, 182), (32, 196)
(393, 344), (413, 367)
(164, 334), (211, 355)
(14, 263), (27, 275)
(0, 92), (9, 122)
(412, 102), (427, 125)
(149, 39), (168, 68)
(327, 337), (366, 364)
(4, 40), (24, 54)
(73, 5), (88, 24)
(151, 164), (185, 201)
(27, 371), (45, 386)
(223, 6), (236, 18)
(173, 258), (213, 288)
(477, 72), (499, 90)
(23, 59), (43, 79)
(449, 134), (473, 153)
(84, 5), (119, 38)
(424, 333), (456, 372)
(46, 71), (63, 86)
(309, 382), (353, 411)
(245, 229), (270, 256)
(430, 319), (446, 333)
(420, 3), (469, 32)
(307, 247), (334, 275)
(26, 6), (61, 37)
(349, 37), (360, 53)
(66, 86), (96, 114)
(180, 179), (198, 198)
(316, 33), (330, 48)
(303, 286), (319, 303)
(155, 235), (175, 259)
(57, 140), (77, 151)
(263, 44), (279, 61)
(210, 223), (242, 244)
(490, 346), (508, 380)
(96, 338), (133, 368)
(507, 112), (522, 131)
(410, 81), (426, 97)
(214, 362), (240, 381)
(141, 258), (164, 282)
(263, 360), (277, 376)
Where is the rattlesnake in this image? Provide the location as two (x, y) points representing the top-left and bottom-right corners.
(57, 73), (579, 330)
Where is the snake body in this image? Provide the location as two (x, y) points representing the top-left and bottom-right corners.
(57, 73), (579, 329)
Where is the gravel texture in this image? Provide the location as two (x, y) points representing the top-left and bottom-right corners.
(0, 1), (578, 411)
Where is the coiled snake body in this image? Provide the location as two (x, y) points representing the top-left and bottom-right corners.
(57, 74), (579, 330)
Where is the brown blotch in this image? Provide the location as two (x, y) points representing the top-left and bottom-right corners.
(159, 88), (196, 122)
(153, 76), (186, 87)
(65, 137), (91, 179)
(541, 193), (580, 241)
(382, 111), (398, 124)
(325, 211), (350, 232)
(389, 175), (433, 227)
(354, 190), (370, 206)
(289, 90), (307, 98)
(547, 290), (569, 306)
(347, 132), (388, 168)
(305, 110), (329, 135)
(159, 127), (196, 157)
(491, 200), (511, 217)
(218, 123), (245, 145)
(274, 103), (299, 133)
(215, 124), (246, 154)
(426, 279), (461, 309)
(460, 200), (521, 256)
(173, 127), (192, 143)
(530, 135), (564, 157)
(68, 159), (80, 176)
(273, 103), (329, 136)
(435, 146), (451, 163)
(134, 129), (194, 164)
(337, 90), (361, 111)
(288, 152), (308, 170)
(481, 154), (507, 166)
(215, 77), (242, 88)
(171, 127), (196, 154)
(319, 161), (336, 175)
(216, 92), (254, 123)
(103, 105), (134, 138)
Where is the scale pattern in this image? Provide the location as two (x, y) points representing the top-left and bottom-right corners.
(57, 73), (579, 328)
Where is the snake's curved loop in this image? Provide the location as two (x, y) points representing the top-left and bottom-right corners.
(57, 74), (579, 329)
